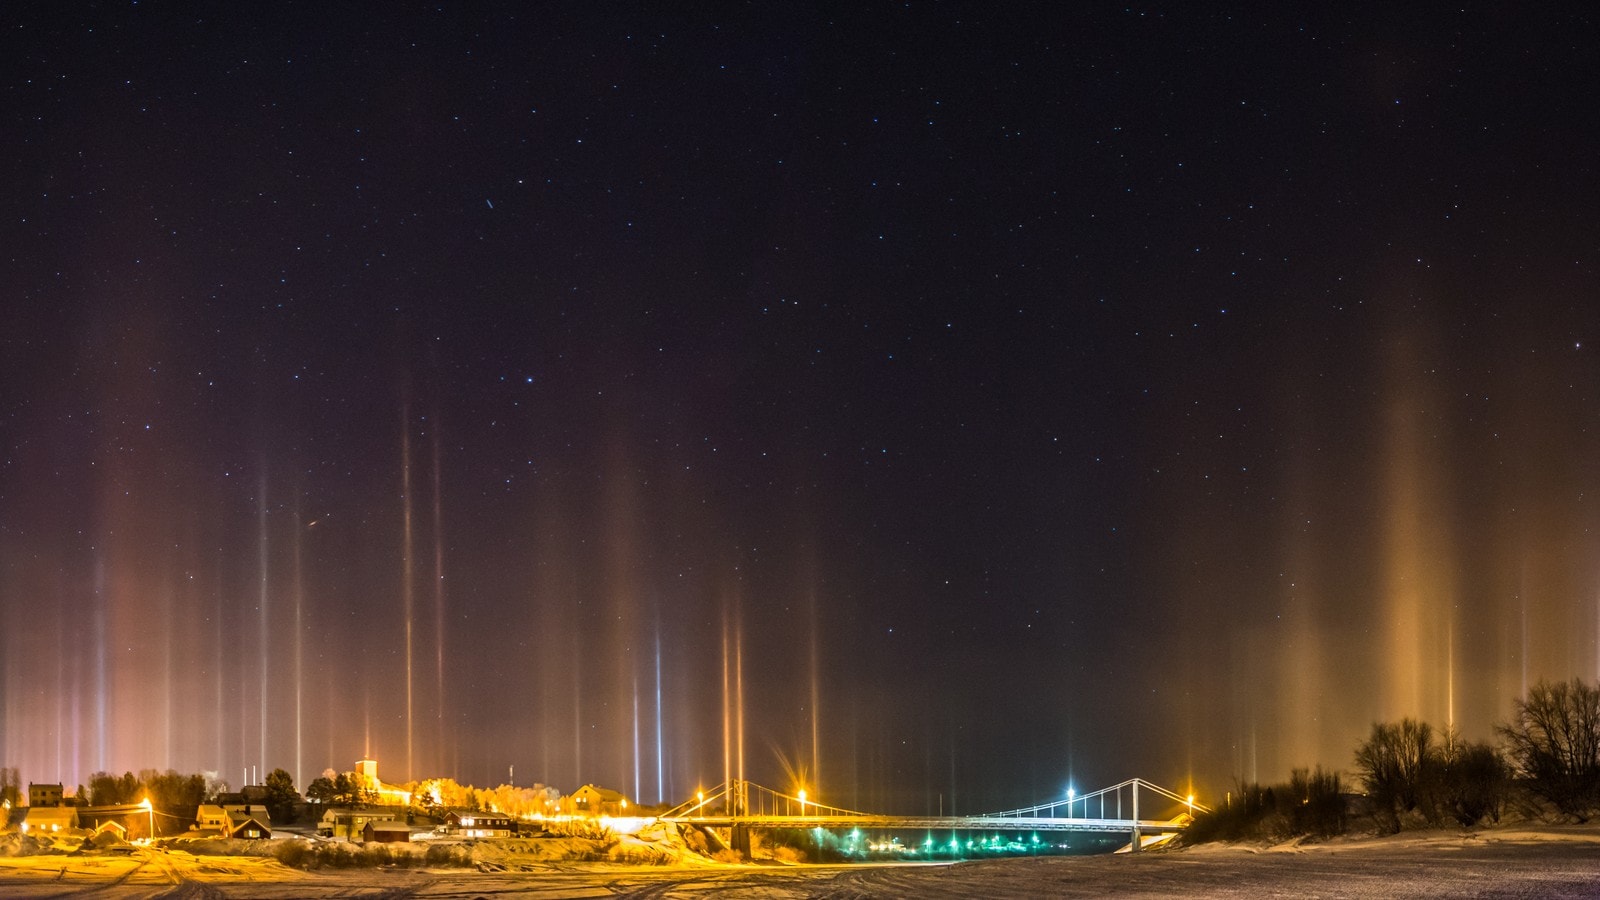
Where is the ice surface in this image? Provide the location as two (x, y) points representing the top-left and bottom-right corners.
(2, 828), (1600, 897)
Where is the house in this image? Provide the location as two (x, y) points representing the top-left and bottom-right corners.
(195, 804), (231, 834)
(442, 809), (514, 838)
(221, 804), (271, 839)
(225, 809), (271, 840)
(362, 820), (412, 843)
(17, 805), (78, 834)
(86, 823), (129, 849)
(221, 804), (271, 828)
(320, 808), (383, 840)
(78, 805), (151, 840)
(28, 783), (64, 807)
(190, 804), (271, 840)
(563, 784), (629, 817)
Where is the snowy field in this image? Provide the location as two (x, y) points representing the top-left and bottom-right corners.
(4, 827), (1600, 898)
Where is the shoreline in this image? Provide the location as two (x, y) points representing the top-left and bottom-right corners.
(4, 824), (1600, 898)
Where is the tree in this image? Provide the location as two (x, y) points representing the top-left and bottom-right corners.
(1354, 719), (1433, 833)
(142, 770), (207, 810)
(480, 782), (562, 819)
(88, 771), (141, 806)
(1433, 731), (1508, 827)
(131, 770), (208, 838)
(262, 768), (299, 825)
(1285, 766), (1347, 837)
(306, 776), (337, 809)
(1498, 677), (1600, 820)
(331, 772), (372, 807)
(0, 767), (19, 809)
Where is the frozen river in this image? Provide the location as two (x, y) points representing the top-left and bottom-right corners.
(4, 829), (1600, 898)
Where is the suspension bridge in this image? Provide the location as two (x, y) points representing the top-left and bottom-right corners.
(659, 777), (1207, 852)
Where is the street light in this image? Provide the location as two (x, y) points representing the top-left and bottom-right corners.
(797, 788), (807, 816)
(139, 797), (154, 842)
(1066, 788), (1075, 817)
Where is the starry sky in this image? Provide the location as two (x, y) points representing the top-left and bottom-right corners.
(2, 3), (1598, 813)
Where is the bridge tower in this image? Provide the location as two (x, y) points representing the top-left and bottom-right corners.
(1130, 780), (1140, 852)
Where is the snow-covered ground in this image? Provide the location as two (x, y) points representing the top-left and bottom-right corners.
(3, 827), (1600, 897)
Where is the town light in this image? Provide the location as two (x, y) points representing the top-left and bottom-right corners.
(798, 788), (807, 814)
(140, 797), (154, 841)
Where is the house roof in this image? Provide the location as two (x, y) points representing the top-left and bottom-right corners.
(573, 784), (626, 802)
(365, 820), (411, 832)
(222, 805), (272, 827)
(18, 807), (78, 827)
(226, 815), (271, 835)
(78, 804), (149, 819)
(226, 809), (271, 828)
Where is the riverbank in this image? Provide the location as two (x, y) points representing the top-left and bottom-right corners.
(3, 824), (1600, 897)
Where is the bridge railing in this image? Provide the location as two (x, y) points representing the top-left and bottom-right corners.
(976, 777), (1209, 820)
(662, 780), (874, 820)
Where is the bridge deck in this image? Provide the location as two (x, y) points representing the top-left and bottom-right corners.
(663, 815), (1185, 834)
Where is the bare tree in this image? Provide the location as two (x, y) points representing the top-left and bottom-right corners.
(1433, 730), (1508, 826)
(1354, 719), (1433, 833)
(1498, 678), (1600, 820)
(1285, 766), (1346, 837)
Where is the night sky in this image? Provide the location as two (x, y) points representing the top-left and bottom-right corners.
(2, 4), (1598, 814)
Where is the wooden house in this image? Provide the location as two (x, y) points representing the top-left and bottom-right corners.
(563, 784), (629, 817)
(362, 820), (412, 843)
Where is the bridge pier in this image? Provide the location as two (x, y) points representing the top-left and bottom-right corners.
(730, 779), (751, 859)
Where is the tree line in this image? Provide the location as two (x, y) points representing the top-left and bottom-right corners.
(1185, 677), (1600, 843)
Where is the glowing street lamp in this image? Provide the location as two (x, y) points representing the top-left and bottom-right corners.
(139, 797), (154, 842)
(797, 788), (807, 816)
(1066, 787), (1075, 817)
